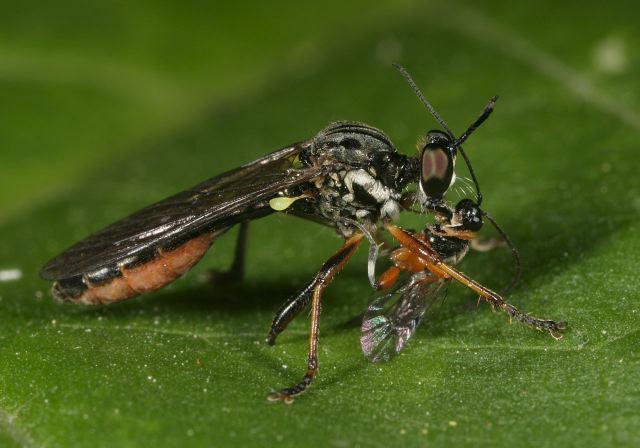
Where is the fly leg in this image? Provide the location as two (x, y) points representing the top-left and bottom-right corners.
(442, 265), (566, 339)
(267, 234), (363, 404)
(267, 228), (369, 344)
(227, 220), (249, 281)
(203, 221), (249, 284)
(267, 278), (317, 345)
(386, 225), (566, 339)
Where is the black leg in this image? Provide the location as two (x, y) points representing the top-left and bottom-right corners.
(204, 221), (249, 284)
(267, 278), (317, 345)
(267, 234), (363, 403)
(228, 220), (248, 281)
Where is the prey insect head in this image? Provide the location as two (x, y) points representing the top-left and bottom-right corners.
(454, 198), (483, 232)
(448, 197), (522, 293)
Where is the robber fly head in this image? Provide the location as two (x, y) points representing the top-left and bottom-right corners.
(416, 98), (497, 206)
(418, 130), (456, 199)
(418, 96), (497, 199)
(393, 64), (497, 207)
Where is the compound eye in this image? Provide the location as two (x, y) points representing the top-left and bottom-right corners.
(455, 199), (483, 231)
(426, 130), (450, 146)
(420, 144), (454, 198)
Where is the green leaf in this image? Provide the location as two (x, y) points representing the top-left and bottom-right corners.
(1, 1), (639, 446)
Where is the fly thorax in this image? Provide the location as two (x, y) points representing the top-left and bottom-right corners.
(342, 169), (401, 221)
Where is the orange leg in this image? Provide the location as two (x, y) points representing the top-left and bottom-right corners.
(386, 225), (566, 339)
(376, 266), (401, 291)
(268, 234), (364, 403)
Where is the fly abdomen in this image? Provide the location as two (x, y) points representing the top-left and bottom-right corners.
(53, 232), (216, 305)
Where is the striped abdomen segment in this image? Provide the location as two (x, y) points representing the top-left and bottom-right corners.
(53, 232), (216, 305)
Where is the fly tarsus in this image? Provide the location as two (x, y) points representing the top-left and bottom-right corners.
(498, 301), (567, 339)
(267, 369), (315, 404)
(267, 234), (363, 403)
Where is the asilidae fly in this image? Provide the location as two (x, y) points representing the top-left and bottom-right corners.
(40, 66), (565, 403)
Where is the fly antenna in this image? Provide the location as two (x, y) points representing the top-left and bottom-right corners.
(453, 96), (497, 147)
(483, 212), (521, 294)
(393, 64), (497, 206)
(452, 97), (498, 205)
(392, 64), (455, 137)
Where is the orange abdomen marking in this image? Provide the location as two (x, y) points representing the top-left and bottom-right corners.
(67, 233), (215, 305)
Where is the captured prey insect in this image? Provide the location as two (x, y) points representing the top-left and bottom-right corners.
(361, 200), (566, 363)
(360, 71), (569, 363)
(39, 66), (565, 404)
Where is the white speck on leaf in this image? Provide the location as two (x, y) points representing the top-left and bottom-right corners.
(0, 269), (22, 282)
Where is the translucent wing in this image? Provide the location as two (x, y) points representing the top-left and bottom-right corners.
(361, 271), (448, 363)
(40, 141), (320, 280)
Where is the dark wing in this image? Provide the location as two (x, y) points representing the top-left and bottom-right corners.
(41, 141), (320, 280)
(360, 271), (448, 363)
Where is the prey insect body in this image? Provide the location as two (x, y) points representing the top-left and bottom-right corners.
(39, 66), (566, 404)
(361, 198), (566, 363)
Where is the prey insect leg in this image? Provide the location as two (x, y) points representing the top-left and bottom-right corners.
(386, 225), (566, 339)
(470, 237), (506, 252)
(438, 262), (566, 339)
(376, 266), (401, 291)
(267, 234), (364, 404)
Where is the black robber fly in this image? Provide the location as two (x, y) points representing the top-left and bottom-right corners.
(40, 66), (565, 403)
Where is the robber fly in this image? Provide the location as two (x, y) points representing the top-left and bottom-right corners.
(40, 66), (565, 404)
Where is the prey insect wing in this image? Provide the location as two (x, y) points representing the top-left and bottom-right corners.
(40, 141), (319, 281)
(361, 271), (448, 363)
